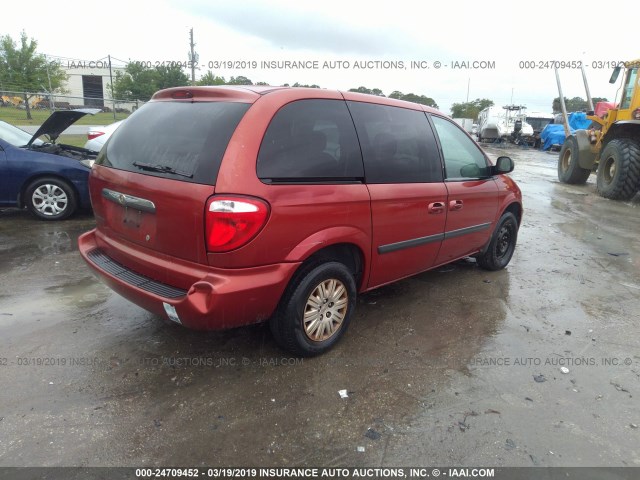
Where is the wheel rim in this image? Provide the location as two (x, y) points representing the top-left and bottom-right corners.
(561, 147), (572, 172)
(496, 223), (514, 259)
(601, 156), (616, 185)
(31, 184), (68, 216)
(303, 278), (348, 342)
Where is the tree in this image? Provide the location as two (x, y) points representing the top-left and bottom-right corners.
(400, 93), (438, 108)
(348, 86), (385, 96)
(0, 31), (67, 119)
(450, 98), (494, 120)
(197, 71), (226, 86)
(155, 64), (190, 91)
(112, 64), (157, 101)
(112, 63), (189, 101)
(552, 96), (608, 113)
(227, 76), (253, 85)
(291, 82), (320, 88)
(388, 90), (438, 108)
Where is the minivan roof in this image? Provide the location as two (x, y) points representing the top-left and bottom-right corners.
(151, 86), (442, 114)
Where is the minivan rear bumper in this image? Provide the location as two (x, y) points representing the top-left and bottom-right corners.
(78, 229), (300, 330)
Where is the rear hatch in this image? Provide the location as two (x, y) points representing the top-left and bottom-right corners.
(90, 92), (252, 266)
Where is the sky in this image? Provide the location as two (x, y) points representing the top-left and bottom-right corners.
(5, 0), (638, 115)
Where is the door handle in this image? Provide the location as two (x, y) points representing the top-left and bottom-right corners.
(428, 202), (445, 214)
(449, 200), (463, 211)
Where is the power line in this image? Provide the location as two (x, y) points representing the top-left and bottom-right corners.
(41, 53), (129, 68)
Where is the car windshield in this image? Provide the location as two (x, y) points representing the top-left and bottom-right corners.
(0, 121), (43, 147)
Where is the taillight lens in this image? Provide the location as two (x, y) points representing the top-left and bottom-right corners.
(633, 108), (640, 120)
(205, 196), (269, 252)
(171, 90), (194, 99)
(87, 131), (105, 140)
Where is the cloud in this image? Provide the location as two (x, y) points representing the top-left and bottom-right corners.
(183, 0), (422, 55)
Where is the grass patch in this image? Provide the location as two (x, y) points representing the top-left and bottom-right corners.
(57, 134), (88, 148)
(0, 107), (129, 126)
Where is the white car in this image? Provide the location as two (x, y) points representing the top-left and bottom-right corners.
(84, 120), (124, 152)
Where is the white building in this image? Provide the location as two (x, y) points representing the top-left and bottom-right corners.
(48, 59), (140, 111)
(59, 59), (125, 107)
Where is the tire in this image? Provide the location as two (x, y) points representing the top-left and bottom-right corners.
(476, 212), (519, 271)
(558, 136), (591, 184)
(596, 138), (640, 200)
(25, 177), (77, 221)
(270, 261), (357, 357)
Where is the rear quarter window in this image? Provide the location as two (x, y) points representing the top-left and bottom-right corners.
(257, 99), (364, 182)
(97, 101), (250, 185)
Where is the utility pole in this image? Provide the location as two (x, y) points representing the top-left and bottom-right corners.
(108, 55), (116, 121)
(44, 54), (55, 112)
(466, 78), (470, 103)
(189, 28), (197, 86)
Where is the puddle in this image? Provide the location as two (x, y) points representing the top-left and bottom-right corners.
(0, 276), (110, 336)
(0, 213), (95, 273)
(44, 276), (110, 308)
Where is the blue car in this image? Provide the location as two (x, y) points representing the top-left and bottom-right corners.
(0, 109), (100, 220)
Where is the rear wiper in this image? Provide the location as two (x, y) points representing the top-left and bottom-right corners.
(132, 161), (193, 178)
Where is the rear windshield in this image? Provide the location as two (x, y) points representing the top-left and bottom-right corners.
(96, 101), (250, 185)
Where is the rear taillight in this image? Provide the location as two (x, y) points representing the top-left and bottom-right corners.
(87, 131), (105, 140)
(205, 196), (269, 253)
(171, 90), (194, 99)
(633, 108), (640, 120)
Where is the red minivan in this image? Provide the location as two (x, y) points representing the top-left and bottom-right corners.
(79, 86), (522, 356)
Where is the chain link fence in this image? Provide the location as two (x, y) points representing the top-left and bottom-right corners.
(0, 90), (144, 116)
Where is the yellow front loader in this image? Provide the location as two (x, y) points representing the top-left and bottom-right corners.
(557, 60), (640, 200)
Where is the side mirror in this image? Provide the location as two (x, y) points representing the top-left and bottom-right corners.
(609, 66), (621, 84)
(495, 156), (514, 174)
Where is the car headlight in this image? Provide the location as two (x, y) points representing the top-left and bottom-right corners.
(80, 159), (95, 168)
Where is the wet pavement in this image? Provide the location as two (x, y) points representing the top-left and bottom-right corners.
(0, 146), (639, 468)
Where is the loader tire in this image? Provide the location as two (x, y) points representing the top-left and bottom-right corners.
(558, 136), (591, 184)
(596, 138), (640, 200)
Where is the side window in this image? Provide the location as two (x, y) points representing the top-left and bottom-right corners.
(346, 101), (443, 183)
(257, 99), (363, 181)
(431, 115), (489, 180)
(620, 68), (638, 110)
